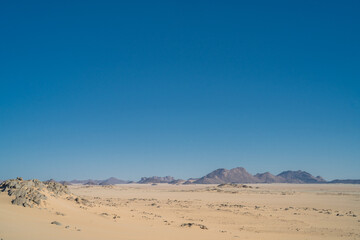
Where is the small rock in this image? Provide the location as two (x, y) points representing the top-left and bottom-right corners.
(51, 221), (62, 226)
(180, 222), (208, 230)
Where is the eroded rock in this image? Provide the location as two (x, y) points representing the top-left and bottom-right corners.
(0, 178), (70, 207)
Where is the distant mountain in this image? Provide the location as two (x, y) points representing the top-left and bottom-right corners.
(84, 180), (99, 185)
(277, 170), (326, 183)
(183, 178), (199, 184)
(54, 168), (357, 186)
(59, 181), (72, 185)
(169, 179), (185, 185)
(138, 176), (175, 184)
(69, 179), (102, 185)
(190, 167), (327, 184)
(193, 167), (259, 184)
(329, 179), (360, 184)
(99, 177), (129, 185)
(254, 172), (285, 183)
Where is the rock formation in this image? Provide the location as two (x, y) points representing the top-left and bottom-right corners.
(138, 176), (175, 184)
(0, 177), (70, 207)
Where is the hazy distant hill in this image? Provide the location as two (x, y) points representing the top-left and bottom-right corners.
(99, 177), (129, 185)
(68, 178), (128, 185)
(329, 179), (360, 184)
(194, 167), (259, 184)
(183, 178), (199, 184)
(169, 179), (185, 184)
(138, 176), (175, 184)
(84, 180), (99, 185)
(277, 170), (326, 183)
(58, 181), (72, 185)
(69, 179), (102, 185)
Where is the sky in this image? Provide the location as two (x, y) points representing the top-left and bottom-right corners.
(0, 0), (359, 181)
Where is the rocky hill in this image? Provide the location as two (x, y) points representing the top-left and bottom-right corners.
(277, 170), (326, 183)
(193, 167), (259, 184)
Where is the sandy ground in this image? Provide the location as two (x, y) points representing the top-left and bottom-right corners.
(0, 183), (359, 240)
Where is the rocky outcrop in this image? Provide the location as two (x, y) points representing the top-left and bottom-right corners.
(138, 176), (175, 184)
(0, 177), (70, 208)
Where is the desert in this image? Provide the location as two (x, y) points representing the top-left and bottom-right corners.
(2, 1), (360, 240)
(1, 178), (359, 240)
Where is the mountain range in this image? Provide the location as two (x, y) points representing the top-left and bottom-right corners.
(56, 167), (359, 185)
(192, 167), (327, 184)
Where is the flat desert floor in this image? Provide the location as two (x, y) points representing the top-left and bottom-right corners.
(1, 183), (359, 240)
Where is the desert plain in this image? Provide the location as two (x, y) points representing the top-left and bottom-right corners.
(0, 182), (359, 240)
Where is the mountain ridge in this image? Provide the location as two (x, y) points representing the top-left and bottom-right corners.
(54, 167), (359, 185)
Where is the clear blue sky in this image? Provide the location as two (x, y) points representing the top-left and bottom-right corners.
(1, 0), (359, 181)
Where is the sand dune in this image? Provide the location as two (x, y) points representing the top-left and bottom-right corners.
(1, 183), (359, 240)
